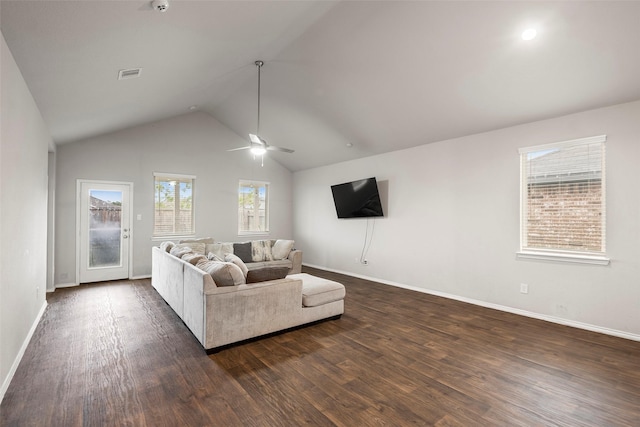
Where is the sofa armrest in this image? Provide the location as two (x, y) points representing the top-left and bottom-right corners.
(203, 278), (304, 348)
(288, 249), (302, 274)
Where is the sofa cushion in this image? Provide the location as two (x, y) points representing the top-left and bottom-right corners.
(288, 273), (346, 307)
(224, 253), (248, 277)
(246, 267), (290, 284)
(272, 240), (295, 260)
(179, 237), (214, 245)
(245, 259), (292, 271)
(182, 253), (207, 266)
(207, 242), (233, 259)
(196, 260), (246, 287)
(160, 241), (175, 253)
(251, 240), (274, 262)
(233, 242), (253, 263)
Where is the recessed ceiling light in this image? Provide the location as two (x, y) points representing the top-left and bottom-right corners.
(522, 28), (537, 41)
(346, 143), (353, 148)
(188, 105), (198, 111)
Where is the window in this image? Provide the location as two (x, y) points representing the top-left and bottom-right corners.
(518, 135), (608, 264)
(154, 173), (195, 237)
(238, 180), (269, 234)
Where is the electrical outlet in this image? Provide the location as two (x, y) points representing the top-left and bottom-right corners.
(362, 259), (369, 265)
(520, 283), (529, 294)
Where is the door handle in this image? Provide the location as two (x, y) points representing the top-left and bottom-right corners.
(123, 235), (129, 239)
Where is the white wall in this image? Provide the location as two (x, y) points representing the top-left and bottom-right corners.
(294, 100), (640, 339)
(55, 111), (293, 284)
(1, 34), (50, 400)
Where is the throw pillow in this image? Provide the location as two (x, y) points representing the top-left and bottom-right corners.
(175, 242), (206, 255)
(251, 240), (274, 262)
(246, 267), (290, 284)
(233, 242), (252, 263)
(182, 253), (207, 266)
(170, 246), (193, 258)
(207, 252), (224, 262)
(195, 260), (246, 287)
(272, 239), (295, 260)
(179, 237), (214, 245)
(159, 241), (175, 253)
(207, 242), (233, 259)
(224, 253), (249, 278)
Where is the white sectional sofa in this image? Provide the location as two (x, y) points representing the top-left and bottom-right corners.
(151, 244), (345, 352)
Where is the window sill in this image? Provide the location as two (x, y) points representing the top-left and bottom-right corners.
(516, 250), (610, 266)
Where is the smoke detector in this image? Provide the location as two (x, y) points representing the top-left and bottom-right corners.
(151, 0), (169, 12)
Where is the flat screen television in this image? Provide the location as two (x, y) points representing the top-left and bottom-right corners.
(331, 177), (384, 218)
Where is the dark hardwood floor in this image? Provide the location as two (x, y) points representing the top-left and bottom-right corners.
(2, 266), (639, 426)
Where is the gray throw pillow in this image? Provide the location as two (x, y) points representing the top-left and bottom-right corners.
(233, 242), (252, 263)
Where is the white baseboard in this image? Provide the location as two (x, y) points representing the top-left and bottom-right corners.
(0, 300), (48, 404)
(54, 275), (151, 290)
(303, 263), (640, 343)
(54, 282), (78, 289)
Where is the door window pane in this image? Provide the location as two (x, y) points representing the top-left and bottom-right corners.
(89, 190), (122, 268)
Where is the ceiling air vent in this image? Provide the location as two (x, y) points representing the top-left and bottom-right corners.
(118, 68), (142, 80)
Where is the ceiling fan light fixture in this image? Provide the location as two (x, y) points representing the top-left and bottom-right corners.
(249, 133), (262, 144)
(250, 146), (266, 156)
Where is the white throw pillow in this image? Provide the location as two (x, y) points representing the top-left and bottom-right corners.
(224, 253), (249, 278)
(207, 242), (233, 259)
(179, 237), (214, 245)
(182, 253), (207, 266)
(159, 241), (175, 253)
(174, 242), (206, 255)
(251, 240), (274, 262)
(272, 240), (295, 260)
(169, 245), (193, 258)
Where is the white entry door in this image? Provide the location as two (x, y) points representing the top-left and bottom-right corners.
(78, 181), (132, 283)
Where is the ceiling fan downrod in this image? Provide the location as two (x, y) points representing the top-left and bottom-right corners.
(255, 60), (263, 136)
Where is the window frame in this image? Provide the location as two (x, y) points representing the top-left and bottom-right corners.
(516, 135), (609, 265)
(238, 180), (270, 236)
(153, 172), (196, 238)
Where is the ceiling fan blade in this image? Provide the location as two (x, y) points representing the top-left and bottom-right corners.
(266, 146), (295, 153)
(249, 134), (266, 145)
(227, 146), (251, 152)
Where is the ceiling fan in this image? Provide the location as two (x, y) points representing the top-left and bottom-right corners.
(228, 60), (294, 162)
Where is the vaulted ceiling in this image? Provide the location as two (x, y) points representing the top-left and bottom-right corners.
(2, 1), (640, 171)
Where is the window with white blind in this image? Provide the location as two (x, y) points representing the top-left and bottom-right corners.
(238, 180), (269, 235)
(518, 135), (609, 265)
(153, 173), (195, 237)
